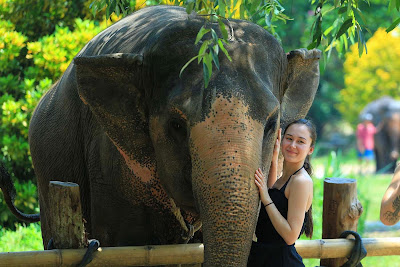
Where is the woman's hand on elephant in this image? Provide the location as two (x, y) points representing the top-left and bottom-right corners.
(272, 128), (282, 164)
(266, 128), (281, 188)
(255, 168), (272, 205)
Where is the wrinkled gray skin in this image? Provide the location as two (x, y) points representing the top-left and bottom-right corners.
(28, 5), (320, 266)
(361, 96), (400, 173)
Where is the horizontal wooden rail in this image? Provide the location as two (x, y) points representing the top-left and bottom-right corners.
(296, 237), (400, 258)
(1, 238), (400, 267)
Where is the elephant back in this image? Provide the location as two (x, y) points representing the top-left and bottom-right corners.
(360, 96), (399, 125)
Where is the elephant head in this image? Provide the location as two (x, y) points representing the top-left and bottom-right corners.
(73, 5), (320, 266)
(362, 96), (400, 173)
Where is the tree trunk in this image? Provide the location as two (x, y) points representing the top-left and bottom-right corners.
(320, 178), (363, 267)
(48, 181), (85, 249)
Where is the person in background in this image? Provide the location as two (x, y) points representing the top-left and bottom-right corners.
(356, 113), (377, 174)
(380, 163), (400, 225)
(248, 119), (316, 267)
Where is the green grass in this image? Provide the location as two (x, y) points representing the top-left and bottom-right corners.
(0, 223), (43, 252)
(303, 149), (400, 266)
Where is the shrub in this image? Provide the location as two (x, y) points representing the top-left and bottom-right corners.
(338, 28), (400, 124)
(1, 78), (53, 181)
(0, 0), (94, 40)
(1, 17), (111, 181)
(0, 19), (27, 73)
(26, 18), (105, 81)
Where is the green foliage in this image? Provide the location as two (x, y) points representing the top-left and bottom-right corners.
(0, 223), (43, 252)
(0, 0), (95, 40)
(338, 28), (400, 124)
(1, 79), (52, 181)
(0, 17), (106, 181)
(91, 0), (293, 87)
(0, 180), (39, 230)
(0, 20), (27, 74)
(26, 18), (105, 81)
(90, 0), (135, 18)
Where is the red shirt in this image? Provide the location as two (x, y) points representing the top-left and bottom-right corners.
(356, 122), (377, 150)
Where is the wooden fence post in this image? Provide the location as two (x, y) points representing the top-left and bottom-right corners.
(48, 181), (85, 249)
(320, 178), (363, 267)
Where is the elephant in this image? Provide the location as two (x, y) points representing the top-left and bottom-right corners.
(361, 96), (400, 173)
(3, 5), (321, 266)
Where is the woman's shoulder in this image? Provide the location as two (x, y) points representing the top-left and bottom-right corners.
(286, 170), (313, 199)
(290, 170), (313, 187)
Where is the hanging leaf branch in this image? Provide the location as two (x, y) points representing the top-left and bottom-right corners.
(90, 0), (400, 84)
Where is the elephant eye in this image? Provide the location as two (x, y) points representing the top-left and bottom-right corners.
(170, 120), (184, 130)
(172, 121), (182, 129)
(169, 118), (187, 142)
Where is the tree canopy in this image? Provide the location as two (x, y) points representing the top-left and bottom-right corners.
(338, 27), (400, 124)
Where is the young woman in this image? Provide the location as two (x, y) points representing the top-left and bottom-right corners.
(248, 118), (316, 267)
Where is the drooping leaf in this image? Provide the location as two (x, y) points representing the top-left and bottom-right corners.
(186, 0), (195, 14)
(180, 55), (200, 77)
(198, 40), (211, 63)
(312, 15), (322, 47)
(250, 0), (262, 13)
(353, 7), (367, 25)
(195, 26), (210, 44)
(240, 3), (245, 19)
(265, 12), (272, 27)
(386, 18), (400, 33)
(218, 20), (229, 40)
(357, 27), (364, 57)
(210, 49), (220, 70)
(218, 39), (232, 61)
(307, 40), (317, 50)
(204, 52), (213, 80)
(115, 4), (120, 17)
(211, 29), (219, 43)
(109, 0), (117, 17)
(219, 0), (226, 17)
(335, 18), (353, 39)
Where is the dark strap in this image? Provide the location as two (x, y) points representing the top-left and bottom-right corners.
(280, 166), (304, 192)
(339, 231), (367, 267)
(78, 239), (100, 267)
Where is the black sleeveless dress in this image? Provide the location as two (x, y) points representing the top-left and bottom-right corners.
(247, 168), (307, 267)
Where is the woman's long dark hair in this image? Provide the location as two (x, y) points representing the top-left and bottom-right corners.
(283, 118), (316, 238)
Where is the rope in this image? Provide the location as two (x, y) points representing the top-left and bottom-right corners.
(339, 230), (367, 267)
(169, 198), (202, 243)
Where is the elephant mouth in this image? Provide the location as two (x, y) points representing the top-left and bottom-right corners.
(180, 160), (198, 214)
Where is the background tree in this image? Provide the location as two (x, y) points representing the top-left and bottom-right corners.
(338, 27), (400, 125)
(0, 0), (107, 183)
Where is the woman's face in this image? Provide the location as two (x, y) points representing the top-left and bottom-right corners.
(281, 123), (314, 164)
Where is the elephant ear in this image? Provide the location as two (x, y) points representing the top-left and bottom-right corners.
(74, 53), (151, 160)
(280, 48), (321, 130)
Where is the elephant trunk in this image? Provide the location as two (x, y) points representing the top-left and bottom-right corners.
(190, 97), (264, 266)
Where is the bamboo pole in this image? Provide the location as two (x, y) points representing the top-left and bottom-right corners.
(0, 243), (204, 267)
(321, 178), (363, 266)
(296, 237), (400, 258)
(1, 238), (400, 267)
(48, 181), (85, 249)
